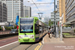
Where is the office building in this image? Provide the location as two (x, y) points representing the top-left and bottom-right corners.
(65, 0), (75, 27)
(0, 2), (2, 22)
(2, 3), (7, 22)
(51, 12), (59, 22)
(57, 0), (59, 12)
(1, 0), (23, 24)
(23, 6), (31, 17)
(0, 1), (7, 22)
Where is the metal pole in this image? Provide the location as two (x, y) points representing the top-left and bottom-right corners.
(12, 0), (13, 22)
(5, 0), (6, 4)
(19, 0), (20, 17)
(54, 0), (56, 37)
(60, 22), (62, 41)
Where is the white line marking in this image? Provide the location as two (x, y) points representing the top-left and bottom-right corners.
(42, 38), (44, 44)
(0, 41), (18, 48)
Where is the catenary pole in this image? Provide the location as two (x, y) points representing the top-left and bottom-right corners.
(54, 0), (56, 37)
(19, 0), (20, 17)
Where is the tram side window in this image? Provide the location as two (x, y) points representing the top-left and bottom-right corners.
(35, 24), (39, 34)
(42, 26), (44, 33)
(39, 26), (42, 33)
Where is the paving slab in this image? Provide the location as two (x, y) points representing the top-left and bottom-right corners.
(40, 34), (75, 50)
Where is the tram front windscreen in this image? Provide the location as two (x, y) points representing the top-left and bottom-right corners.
(20, 18), (33, 33)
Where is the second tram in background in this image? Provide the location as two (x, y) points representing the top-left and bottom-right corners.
(18, 17), (48, 42)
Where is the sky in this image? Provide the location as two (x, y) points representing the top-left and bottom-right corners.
(23, 0), (55, 22)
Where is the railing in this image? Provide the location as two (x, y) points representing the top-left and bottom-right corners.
(0, 30), (10, 35)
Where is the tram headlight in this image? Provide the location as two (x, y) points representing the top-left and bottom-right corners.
(19, 36), (22, 39)
(30, 35), (34, 38)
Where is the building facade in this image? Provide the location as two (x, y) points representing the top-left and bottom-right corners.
(65, 0), (75, 27)
(23, 6), (31, 17)
(51, 12), (59, 22)
(2, 3), (7, 22)
(57, 0), (59, 12)
(59, 0), (66, 25)
(0, 2), (2, 22)
(1, 0), (23, 24)
(0, 1), (7, 22)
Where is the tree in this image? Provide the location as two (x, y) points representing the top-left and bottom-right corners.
(48, 20), (53, 27)
(5, 26), (13, 30)
(26, 16), (28, 17)
(0, 26), (2, 30)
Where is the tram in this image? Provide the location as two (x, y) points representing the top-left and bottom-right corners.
(18, 17), (48, 42)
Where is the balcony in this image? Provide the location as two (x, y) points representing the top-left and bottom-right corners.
(66, 0), (74, 10)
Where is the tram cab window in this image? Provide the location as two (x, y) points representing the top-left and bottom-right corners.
(20, 18), (33, 33)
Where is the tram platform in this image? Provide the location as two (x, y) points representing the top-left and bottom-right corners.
(40, 34), (75, 50)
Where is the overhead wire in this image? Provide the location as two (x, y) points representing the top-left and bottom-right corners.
(31, 0), (41, 12)
(31, 0), (54, 18)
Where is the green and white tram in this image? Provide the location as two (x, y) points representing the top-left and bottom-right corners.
(18, 17), (48, 42)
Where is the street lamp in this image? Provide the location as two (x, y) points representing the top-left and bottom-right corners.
(15, 0), (21, 17)
(12, 0), (13, 23)
(16, 0), (23, 17)
(19, 0), (20, 17)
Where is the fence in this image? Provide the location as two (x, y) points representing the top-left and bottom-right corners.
(0, 30), (10, 35)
